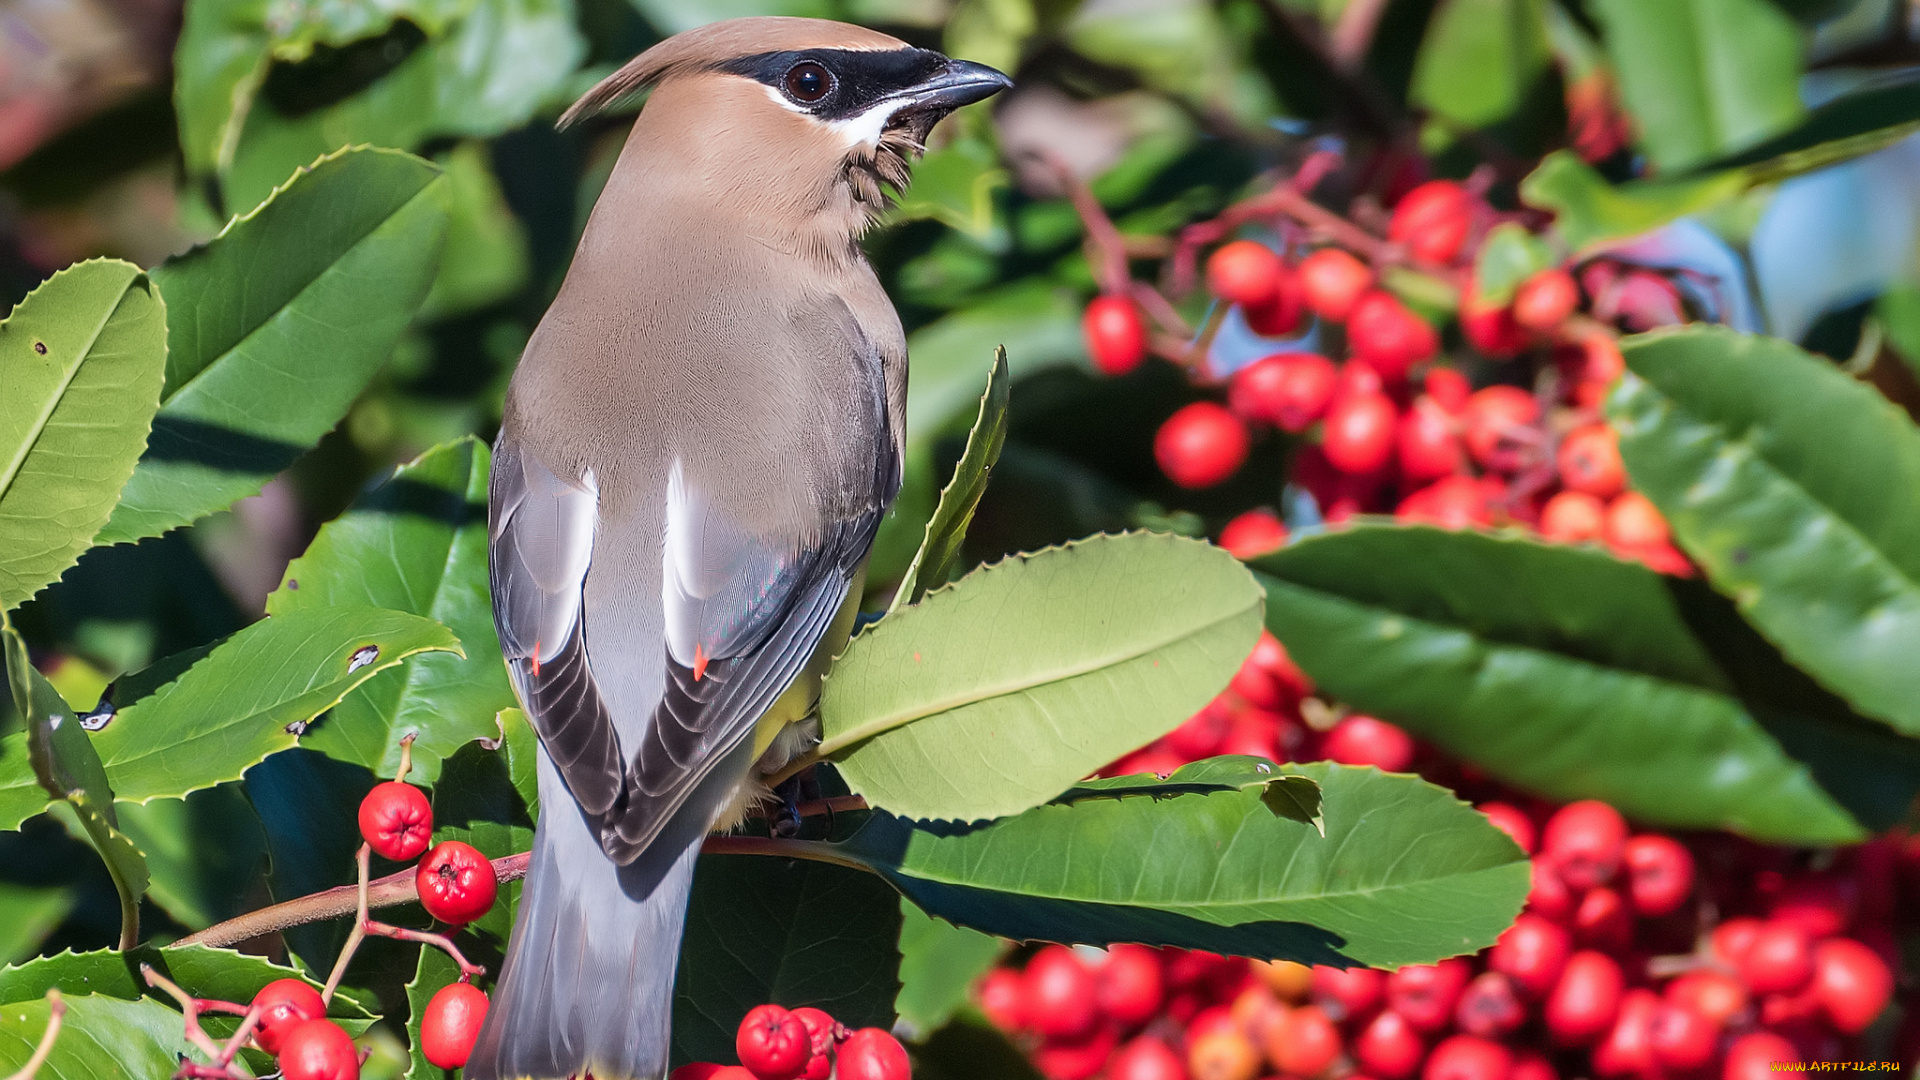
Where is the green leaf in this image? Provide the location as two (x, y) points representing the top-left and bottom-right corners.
(427, 713), (536, 942)
(0, 993), (194, 1076)
(890, 348), (1010, 614)
(1586, 0), (1805, 173)
(1520, 150), (1746, 254)
(115, 784), (268, 932)
(884, 138), (1011, 249)
(672, 854), (903, 1067)
(894, 900), (1003, 1036)
(97, 147), (452, 546)
(419, 142), (532, 321)
(838, 762), (1528, 968)
(910, 1009), (1044, 1080)
(1410, 0), (1551, 131)
(266, 437), (513, 783)
(0, 944), (375, 1019)
(11, 606), (466, 819)
(404, 944), (460, 1080)
(0, 886), (71, 965)
(821, 533), (1265, 822)
(1254, 523), (1905, 843)
(1691, 70), (1920, 182)
(1473, 222), (1555, 306)
(1609, 326), (1920, 740)
(0, 260), (167, 611)
(1879, 279), (1920, 384)
(8, 628), (148, 947)
(1066, 755), (1325, 833)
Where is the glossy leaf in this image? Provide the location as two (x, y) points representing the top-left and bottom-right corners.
(267, 437), (513, 783)
(822, 533), (1265, 822)
(0, 993), (192, 1076)
(890, 348), (1010, 614)
(1695, 69), (1920, 181)
(838, 762), (1527, 969)
(1411, 0), (1551, 131)
(0, 886), (71, 965)
(672, 854), (903, 1067)
(894, 900), (1003, 1036)
(1587, 0), (1805, 172)
(1521, 151), (1746, 254)
(0, 260), (167, 611)
(1609, 326), (1920, 739)
(98, 147), (451, 545)
(1254, 524), (1908, 842)
(0, 944), (374, 1020)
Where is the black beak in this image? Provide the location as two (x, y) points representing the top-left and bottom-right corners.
(894, 58), (1014, 116)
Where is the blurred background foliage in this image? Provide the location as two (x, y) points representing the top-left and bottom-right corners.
(9, 0), (1920, 989)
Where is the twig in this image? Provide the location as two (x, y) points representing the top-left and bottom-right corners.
(318, 848), (374, 1007)
(320, 846), (486, 1006)
(142, 967), (248, 1080)
(2, 990), (64, 1080)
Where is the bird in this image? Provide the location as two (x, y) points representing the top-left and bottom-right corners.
(471, 18), (1011, 1080)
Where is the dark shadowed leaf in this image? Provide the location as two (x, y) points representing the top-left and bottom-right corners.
(890, 348), (1010, 613)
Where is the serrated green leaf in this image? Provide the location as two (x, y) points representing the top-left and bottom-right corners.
(0, 607), (468, 827)
(0, 260), (167, 611)
(894, 900), (1003, 1036)
(1410, 0), (1551, 131)
(0, 886), (71, 965)
(822, 533), (1265, 822)
(403, 944), (460, 1080)
(0, 993), (194, 1077)
(1609, 326), (1920, 740)
(672, 854), (903, 1068)
(1254, 524), (1910, 843)
(837, 762), (1527, 968)
(1521, 150), (1745, 254)
(266, 437), (513, 783)
(97, 147), (451, 546)
(1587, 0), (1805, 173)
(890, 348), (1010, 614)
(0, 944), (375, 1020)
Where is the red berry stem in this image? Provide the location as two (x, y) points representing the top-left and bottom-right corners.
(0, 989), (64, 1080)
(140, 964), (257, 1080)
(364, 920), (486, 981)
(392, 732), (416, 784)
(320, 845), (488, 1008)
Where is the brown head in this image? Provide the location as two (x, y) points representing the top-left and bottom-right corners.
(564, 18), (1011, 251)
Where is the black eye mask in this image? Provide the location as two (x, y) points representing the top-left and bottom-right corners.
(717, 47), (948, 121)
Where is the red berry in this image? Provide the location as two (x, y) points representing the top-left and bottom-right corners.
(1768, 874), (1855, 939)
(1710, 916), (1764, 968)
(1539, 491), (1604, 545)
(1244, 263), (1308, 339)
(1513, 269), (1580, 331)
(1322, 392), (1398, 474)
(1085, 296), (1149, 376)
(789, 1007), (838, 1080)
(1386, 960), (1471, 1034)
(1572, 886), (1631, 951)
(1725, 1031), (1797, 1080)
(1590, 987), (1657, 1078)
(1219, 510), (1288, 560)
(736, 1004), (811, 1080)
(1396, 477), (1493, 530)
(1541, 800), (1627, 891)
(1460, 293), (1528, 360)
(1621, 834), (1693, 917)
(358, 781), (433, 862)
(1557, 426), (1625, 498)
(1478, 803), (1535, 854)
(1647, 999), (1718, 1071)
(1251, 631), (1312, 697)
(1489, 914), (1570, 998)
(1454, 973), (1525, 1038)
(1602, 492), (1668, 552)
(1739, 921), (1815, 995)
(1526, 857), (1573, 921)
(1229, 353), (1338, 432)
(1665, 971), (1748, 1028)
(1299, 248), (1374, 321)
(1424, 1034), (1511, 1080)
(1209, 241), (1285, 308)
(1349, 292), (1439, 379)
(1397, 397), (1463, 482)
(1156, 403), (1249, 489)
(1356, 1009), (1425, 1080)
(1097, 943), (1165, 1028)
(1509, 1051), (1556, 1080)
(1322, 716), (1414, 772)
(1265, 1004), (1341, 1078)
(1312, 964), (1385, 1021)
(416, 840), (498, 925)
(1424, 367), (1471, 414)
(670, 1066), (731, 1080)
(1165, 703), (1232, 759)
(1461, 387), (1540, 472)
(420, 982), (488, 1069)
(709, 1070), (760, 1080)
(1188, 1028), (1260, 1080)
(1109, 1036), (1185, 1080)
(276, 1018), (359, 1080)
(836, 1027), (911, 1080)
(1545, 950), (1623, 1045)
(1580, 335), (1625, 386)
(1024, 945), (1099, 1040)
(253, 978), (326, 1056)
(976, 968), (1026, 1031)
(1811, 936), (1892, 1033)
(1390, 182), (1474, 265)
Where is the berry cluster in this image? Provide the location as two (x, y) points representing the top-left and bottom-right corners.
(968, 642), (1906, 1080)
(672, 1004), (912, 1080)
(1079, 171), (1689, 574)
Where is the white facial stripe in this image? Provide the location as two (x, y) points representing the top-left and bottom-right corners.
(827, 98), (905, 149)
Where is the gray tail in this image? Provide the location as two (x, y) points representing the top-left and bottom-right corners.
(465, 794), (702, 1080)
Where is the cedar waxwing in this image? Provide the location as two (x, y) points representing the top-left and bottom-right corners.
(473, 18), (1010, 1080)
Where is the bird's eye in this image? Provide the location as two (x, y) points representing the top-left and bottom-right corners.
(784, 62), (833, 103)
